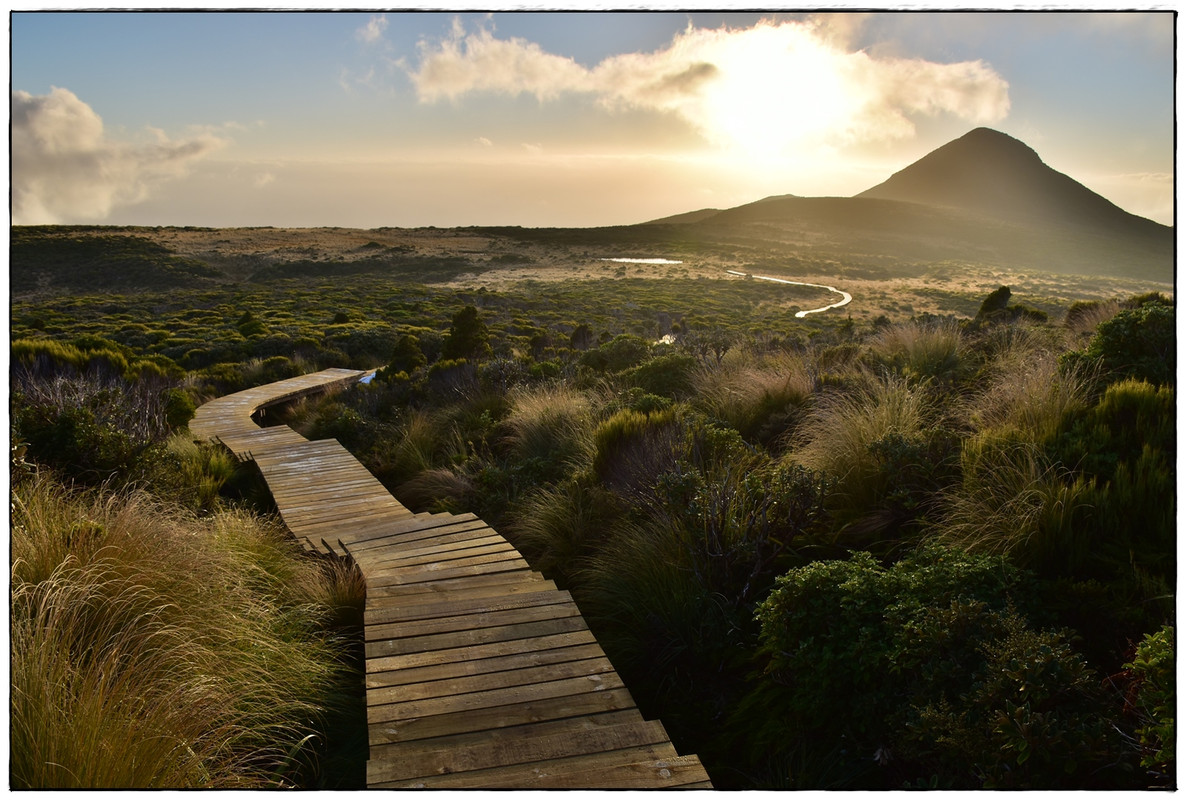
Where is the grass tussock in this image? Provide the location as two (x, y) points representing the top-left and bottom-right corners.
(690, 348), (813, 443)
(789, 374), (930, 494)
(938, 442), (1095, 575)
(11, 475), (363, 789)
(965, 352), (1091, 443)
(866, 318), (966, 383)
(502, 383), (596, 469)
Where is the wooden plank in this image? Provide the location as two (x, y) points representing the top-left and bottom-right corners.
(367, 668), (626, 723)
(366, 629), (598, 674)
(365, 614), (590, 659)
(366, 642), (606, 689)
(375, 750), (707, 789)
(339, 516), (486, 550)
(364, 555), (531, 589)
(367, 655), (616, 706)
(365, 598), (582, 644)
(364, 571), (554, 603)
(366, 718), (672, 783)
(353, 540), (514, 571)
(368, 687), (640, 747)
(354, 543), (519, 573)
(355, 532), (509, 565)
(365, 587), (573, 626)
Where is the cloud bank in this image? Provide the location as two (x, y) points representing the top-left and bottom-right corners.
(406, 18), (1009, 153)
(12, 87), (225, 224)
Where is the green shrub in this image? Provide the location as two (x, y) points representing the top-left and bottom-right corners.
(377, 333), (426, 379)
(1124, 625), (1175, 782)
(441, 305), (491, 361)
(623, 352), (698, 398)
(1065, 301), (1175, 386)
(590, 406), (683, 497)
(12, 374), (173, 486)
(580, 333), (651, 373)
(746, 544), (1119, 788)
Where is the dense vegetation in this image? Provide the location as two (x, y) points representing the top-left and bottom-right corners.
(10, 227), (1175, 789)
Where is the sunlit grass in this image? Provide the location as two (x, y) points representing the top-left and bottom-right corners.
(10, 475), (364, 788)
(690, 348), (813, 443)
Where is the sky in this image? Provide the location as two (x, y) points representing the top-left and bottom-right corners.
(9, 9), (1176, 228)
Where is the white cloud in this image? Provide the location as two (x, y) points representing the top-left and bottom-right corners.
(356, 14), (389, 46)
(11, 87), (226, 224)
(406, 17), (1010, 155)
(412, 18), (590, 103)
(475, 136), (493, 147)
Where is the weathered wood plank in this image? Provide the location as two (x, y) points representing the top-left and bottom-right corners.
(366, 642), (606, 689)
(365, 598), (582, 643)
(366, 718), (673, 784)
(368, 687), (641, 747)
(373, 750), (707, 789)
(367, 655), (616, 706)
(366, 628), (598, 674)
(365, 613), (589, 659)
(365, 587), (574, 626)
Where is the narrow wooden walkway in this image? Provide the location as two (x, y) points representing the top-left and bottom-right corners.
(189, 368), (713, 789)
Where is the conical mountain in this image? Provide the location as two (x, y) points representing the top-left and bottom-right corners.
(856, 127), (1166, 236)
(640, 128), (1170, 283)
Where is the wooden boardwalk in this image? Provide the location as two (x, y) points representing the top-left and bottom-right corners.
(190, 369), (713, 789)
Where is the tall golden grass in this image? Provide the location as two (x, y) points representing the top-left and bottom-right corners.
(11, 475), (363, 788)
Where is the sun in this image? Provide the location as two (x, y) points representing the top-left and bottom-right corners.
(689, 22), (869, 159)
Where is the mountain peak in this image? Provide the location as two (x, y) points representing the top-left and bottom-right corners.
(856, 128), (1158, 232)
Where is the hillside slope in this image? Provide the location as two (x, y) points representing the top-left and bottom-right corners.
(651, 128), (1171, 283)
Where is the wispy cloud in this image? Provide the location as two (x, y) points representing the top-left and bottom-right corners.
(11, 87), (226, 223)
(406, 17), (1009, 154)
(356, 14), (389, 46)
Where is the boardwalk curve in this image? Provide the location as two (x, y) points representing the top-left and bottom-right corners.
(190, 368), (713, 789)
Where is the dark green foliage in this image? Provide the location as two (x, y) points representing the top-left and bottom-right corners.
(378, 334), (427, 379)
(623, 352), (698, 398)
(974, 285), (1048, 325)
(441, 306), (492, 361)
(1122, 625), (1175, 784)
(569, 323), (595, 350)
(11, 229), (223, 294)
(977, 285), (1012, 318)
(1069, 301), (1175, 386)
(1046, 380), (1174, 610)
(12, 374), (172, 486)
(247, 254), (480, 283)
(746, 545), (1121, 788)
(579, 333), (651, 373)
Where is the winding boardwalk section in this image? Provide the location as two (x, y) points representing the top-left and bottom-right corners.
(189, 368), (713, 789)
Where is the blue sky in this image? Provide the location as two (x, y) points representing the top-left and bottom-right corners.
(10, 10), (1175, 228)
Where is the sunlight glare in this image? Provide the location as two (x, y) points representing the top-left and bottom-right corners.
(695, 23), (860, 159)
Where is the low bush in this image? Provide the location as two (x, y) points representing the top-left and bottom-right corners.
(745, 544), (1122, 788)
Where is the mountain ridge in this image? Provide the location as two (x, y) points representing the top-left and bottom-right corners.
(640, 128), (1171, 283)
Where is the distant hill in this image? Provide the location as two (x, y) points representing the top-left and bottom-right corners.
(857, 127), (1167, 238)
(644, 128), (1172, 283)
